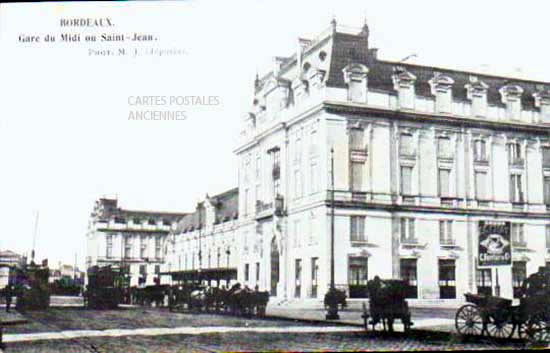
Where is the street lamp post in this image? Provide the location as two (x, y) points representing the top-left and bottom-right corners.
(326, 147), (340, 320)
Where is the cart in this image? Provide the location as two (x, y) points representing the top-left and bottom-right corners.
(455, 292), (550, 343)
(363, 278), (413, 333)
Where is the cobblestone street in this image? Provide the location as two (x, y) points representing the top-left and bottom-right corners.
(1, 307), (526, 352)
(4, 329), (523, 352)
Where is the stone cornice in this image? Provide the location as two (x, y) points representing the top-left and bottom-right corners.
(322, 100), (550, 136)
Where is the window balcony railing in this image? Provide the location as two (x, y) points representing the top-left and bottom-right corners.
(401, 237), (419, 245)
(440, 239), (458, 249)
(272, 164), (281, 180)
(512, 241), (528, 248)
(509, 158), (525, 167)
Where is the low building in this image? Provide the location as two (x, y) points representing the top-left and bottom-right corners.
(162, 189), (240, 286)
(86, 197), (187, 287)
(0, 250), (26, 289)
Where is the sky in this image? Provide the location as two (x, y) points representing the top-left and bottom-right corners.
(1, 0), (550, 269)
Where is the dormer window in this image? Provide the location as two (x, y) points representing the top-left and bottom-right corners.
(392, 67), (416, 110)
(533, 87), (550, 123)
(465, 76), (488, 117)
(429, 73), (454, 114)
(342, 63), (369, 103)
(499, 84), (523, 120)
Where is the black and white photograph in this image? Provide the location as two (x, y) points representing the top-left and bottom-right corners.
(1, 0), (550, 351)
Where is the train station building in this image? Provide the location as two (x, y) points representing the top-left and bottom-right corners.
(92, 20), (550, 304)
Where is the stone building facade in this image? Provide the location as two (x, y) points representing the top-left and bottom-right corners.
(231, 20), (550, 302)
(86, 198), (186, 287)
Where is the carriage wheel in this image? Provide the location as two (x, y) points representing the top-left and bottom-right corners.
(455, 304), (484, 336)
(516, 322), (528, 340)
(526, 314), (550, 344)
(485, 314), (515, 339)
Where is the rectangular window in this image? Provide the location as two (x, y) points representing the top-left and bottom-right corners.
(543, 147), (550, 168)
(546, 226), (550, 249)
(512, 261), (527, 299)
(475, 171), (487, 200)
(140, 235), (147, 258)
(401, 166), (413, 195)
(474, 140), (487, 162)
(399, 134), (414, 156)
(244, 188), (249, 216)
(348, 256), (368, 298)
(436, 90), (452, 113)
(311, 257), (319, 298)
(439, 220), (454, 245)
(476, 268), (492, 296)
(508, 142), (522, 164)
(400, 259), (418, 298)
(155, 236), (161, 259)
(350, 128), (364, 150)
(295, 259), (302, 298)
(244, 263), (250, 282)
(133, 218), (141, 225)
(294, 137), (302, 164)
(124, 236), (132, 258)
(310, 159), (318, 194)
(294, 220), (301, 248)
(148, 219), (156, 226)
(294, 169), (302, 198)
(255, 184), (261, 206)
(351, 162), (363, 191)
(400, 218), (416, 243)
(350, 216), (366, 242)
(511, 223), (525, 247)
(439, 259), (456, 299)
(256, 155), (261, 179)
(106, 235), (113, 258)
(438, 137), (452, 158)
(510, 174), (524, 203)
(544, 176), (550, 205)
(139, 264), (146, 285)
(438, 169), (451, 197)
(256, 262), (260, 282)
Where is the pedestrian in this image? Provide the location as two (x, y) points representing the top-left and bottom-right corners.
(5, 284), (13, 313)
(522, 266), (546, 297)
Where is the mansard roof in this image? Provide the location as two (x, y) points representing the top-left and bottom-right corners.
(174, 187), (238, 233)
(92, 197), (187, 221)
(255, 24), (550, 111)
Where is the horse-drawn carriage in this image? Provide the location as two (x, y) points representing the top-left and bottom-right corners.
(455, 292), (550, 343)
(12, 263), (50, 311)
(168, 283), (269, 317)
(362, 277), (413, 332)
(85, 265), (122, 309)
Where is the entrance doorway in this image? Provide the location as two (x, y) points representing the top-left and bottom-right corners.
(270, 238), (280, 296)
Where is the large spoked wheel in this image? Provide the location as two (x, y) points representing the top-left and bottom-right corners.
(516, 322), (528, 340)
(485, 314), (515, 339)
(456, 304), (484, 336)
(527, 314), (550, 344)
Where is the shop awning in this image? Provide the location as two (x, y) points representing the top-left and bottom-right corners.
(160, 267), (237, 282)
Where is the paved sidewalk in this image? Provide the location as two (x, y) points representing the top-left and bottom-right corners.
(265, 304), (456, 333)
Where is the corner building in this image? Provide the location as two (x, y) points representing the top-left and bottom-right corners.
(232, 20), (550, 303)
